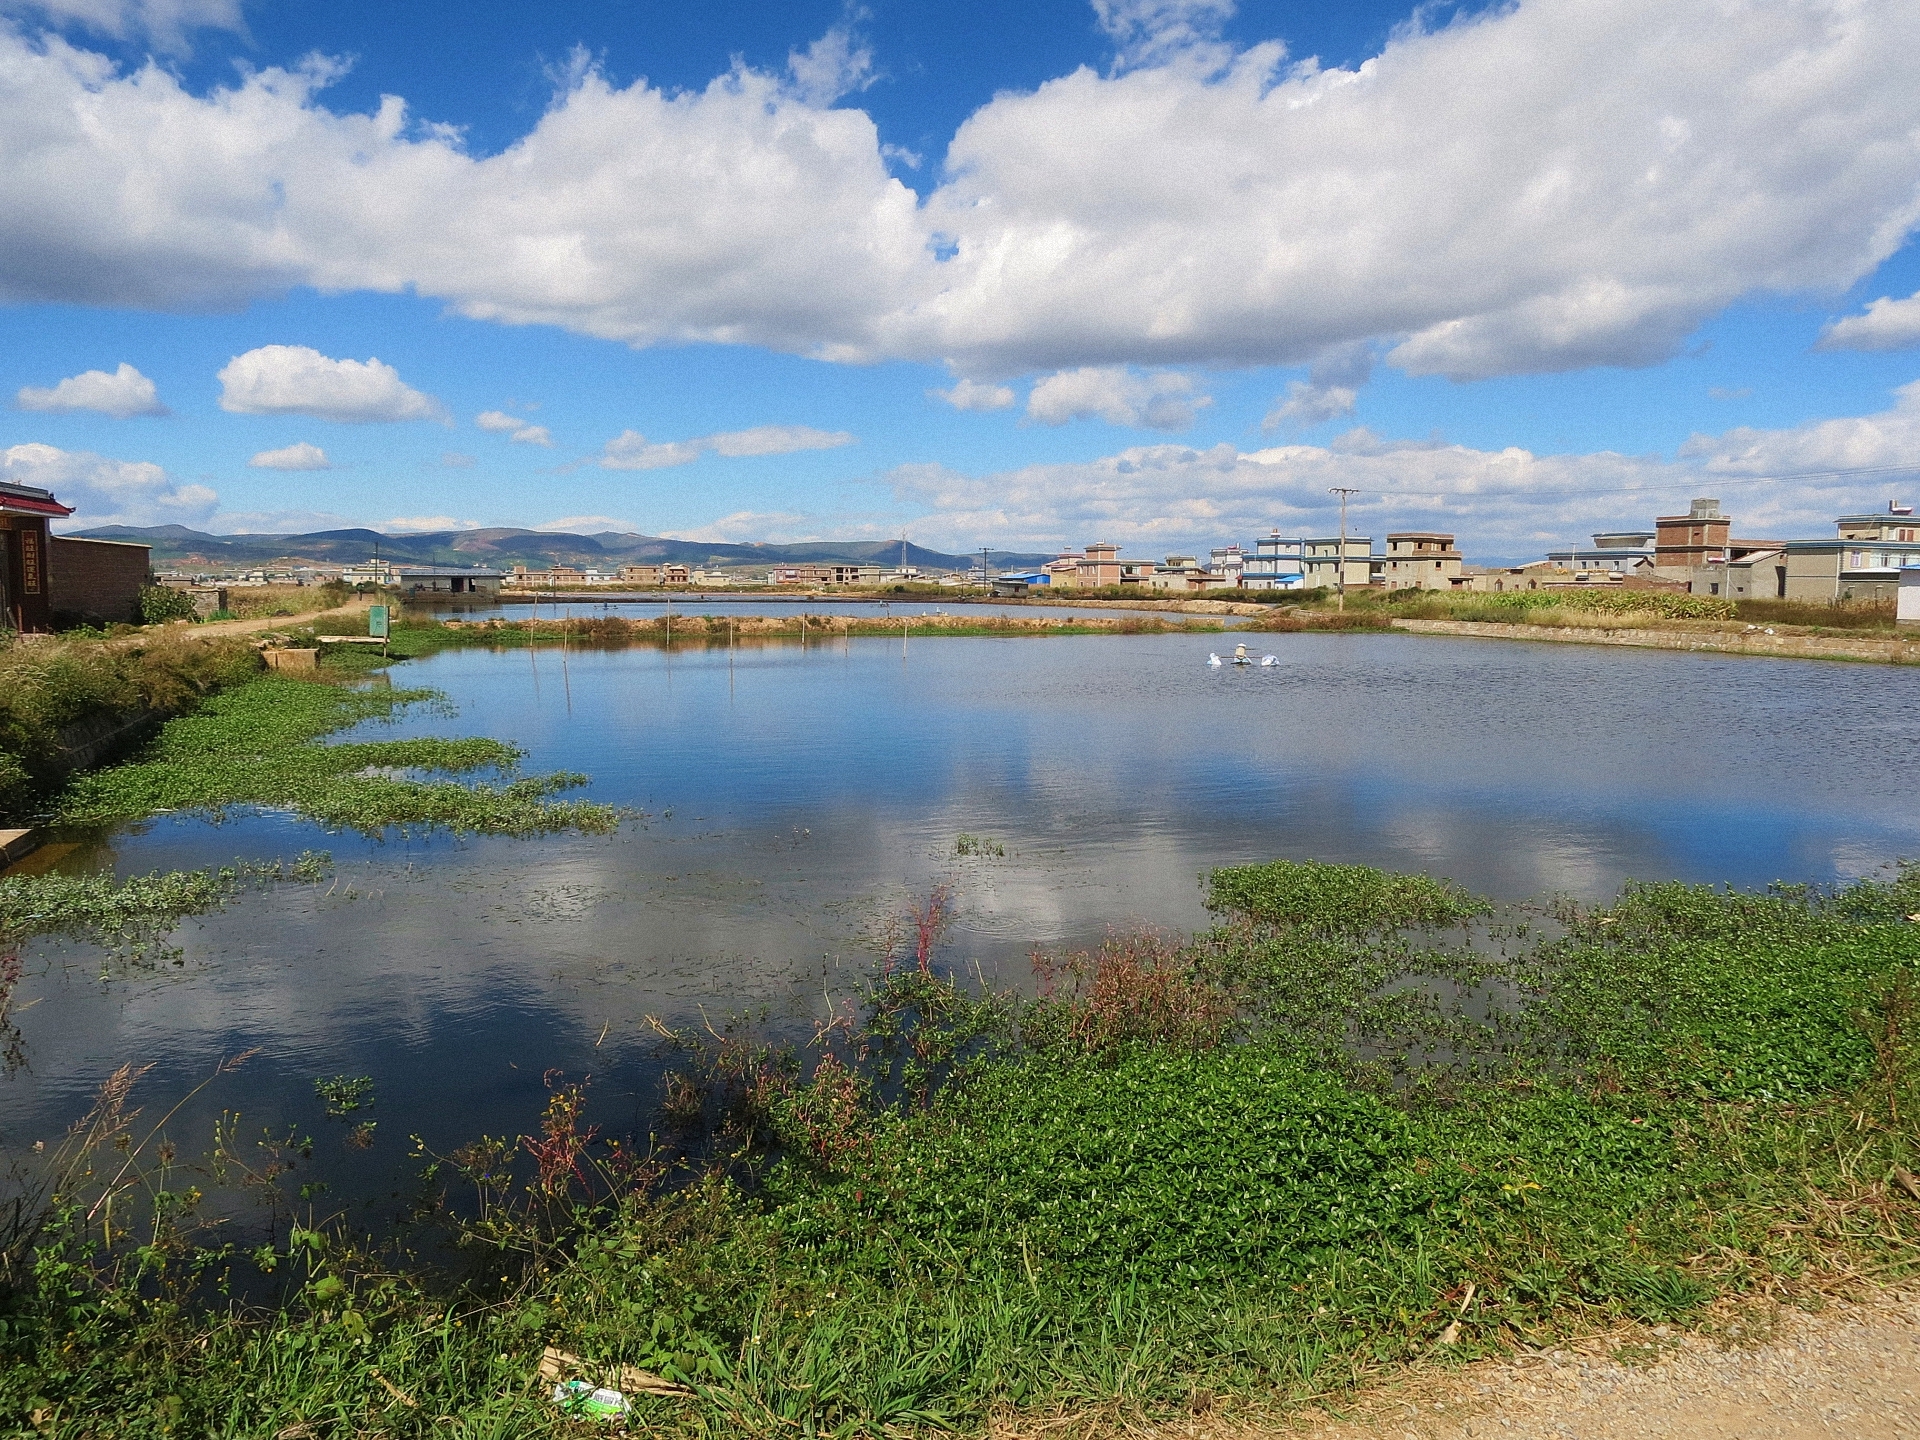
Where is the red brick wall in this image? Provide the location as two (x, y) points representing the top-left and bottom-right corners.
(50, 536), (150, 626)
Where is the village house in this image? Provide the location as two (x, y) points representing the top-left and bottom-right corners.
(1783, 503), (1920, 603)
(1241, 532), (1305, 589)
(1380, 533), (1464, 591)
(1546, 531), (1657, 578)
(1301, 536), (1377, 591)
(344, 560), (503, 595)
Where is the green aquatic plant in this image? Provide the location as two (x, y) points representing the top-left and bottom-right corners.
(313, 1075), (374, 1117)
(0, 853), (331, 963)
(57, 675), (619, 838)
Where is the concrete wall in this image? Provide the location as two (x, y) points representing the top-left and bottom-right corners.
(50, 535), (148, 626)
(1900, 570), (1920, 627)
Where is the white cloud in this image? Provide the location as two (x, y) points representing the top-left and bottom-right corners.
(885, 378), (1920, 556)
(1, 0), (246, 54)
(246, 440), (330, 470)
(1264, 343), (1372, 430)
(382, 514), (480, 533)
(205, 507), (358, 533)
(599, 423), (853, 470)
(932, 378), (1016, 412)
(704, 424), (852, 457)
(1092, 0), (1235, 69)
(599, 431), (704, 471)
(216, 345), (446, 423)
(534, 515), (639, 533)
(15, 361), (166, 418)
(1817, 290), (1920, 352)
(659, 510), (815, 544)
(787, 23), (874, 107)
(0, 3), (1916, 381)
(474, 408), (550, 443)
(1026, 367), (1207, 429)
(4, 440), (215, 527)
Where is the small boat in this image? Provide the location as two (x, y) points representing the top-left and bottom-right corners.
(1230, 643), (1254, 666)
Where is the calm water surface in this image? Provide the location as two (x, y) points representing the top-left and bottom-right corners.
(6, 633), (1918, 1218)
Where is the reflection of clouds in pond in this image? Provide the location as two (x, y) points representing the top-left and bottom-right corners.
(11, 632), (1920, 1205)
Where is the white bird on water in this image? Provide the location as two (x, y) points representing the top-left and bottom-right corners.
(1207, 653), (1223, 667)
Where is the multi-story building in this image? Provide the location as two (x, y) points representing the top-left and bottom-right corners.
(1783, 503), (1920, 603)
(1208, 545), (1244, 586)
(1301, 536), (1377, 591)
(1380, 533), (1463, 591)
(1546, 531), (1656, 578)
(1241, 532), (1305, 590)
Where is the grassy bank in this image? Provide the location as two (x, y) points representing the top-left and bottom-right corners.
(5, 859), (1916, 1436)
(0, 631), (264, 822)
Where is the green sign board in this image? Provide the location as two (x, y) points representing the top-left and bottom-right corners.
(368, 605), (389, 639)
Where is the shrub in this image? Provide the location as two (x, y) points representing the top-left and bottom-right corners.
(138, 585), (197, 624)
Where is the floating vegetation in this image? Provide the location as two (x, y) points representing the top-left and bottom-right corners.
(56, 675), (619, 838)
(953, 834), (1005, 858)
(0, 852), (331, 963)
(313, 1075), (374, 1117)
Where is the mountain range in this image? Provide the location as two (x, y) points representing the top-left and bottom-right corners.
(69, 525), (1056, 575)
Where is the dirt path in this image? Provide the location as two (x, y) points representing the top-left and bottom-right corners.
(1165, 1293), (1920, 1440)
(152, 595), (373, 640)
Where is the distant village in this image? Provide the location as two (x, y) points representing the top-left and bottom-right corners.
(290, 498), (1920, 612)
(6, 468), (1918, 633)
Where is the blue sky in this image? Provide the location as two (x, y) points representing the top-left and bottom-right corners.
(2, 0), (1919, 562)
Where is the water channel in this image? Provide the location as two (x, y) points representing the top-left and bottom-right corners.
(6, 629), (1919, 1221)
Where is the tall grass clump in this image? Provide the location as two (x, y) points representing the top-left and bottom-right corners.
(0, 633), (263, 821)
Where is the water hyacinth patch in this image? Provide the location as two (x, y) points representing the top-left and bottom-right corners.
(56, 675), (619, 838)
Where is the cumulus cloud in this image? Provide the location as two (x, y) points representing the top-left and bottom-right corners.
(0, 3), (1916, 382)
(787, 22), (874, 107)
(4, 440), (215, 527)
(1, 0), (246, 54)
(1026, 367), (1207, 429)
(705, 424), (852, 457)
(1817, 290), (1920, 352)
(600, 423), (853, 470)
(217, 346), (445, 423)
(382, 514), (479, 532)
(1092, 0), (1235, 69)
(884, 379), (1920, 556)
(246, 440), (330, 470)
(1264, 344), (1373, 430)
(534, 514), (639, 533)
(932, 378), (1016, 412)
(599, 431), (704, 471)
(476, 410), (551, 445)
(659, 510), (816, 544)
(15, 361), (166, 418)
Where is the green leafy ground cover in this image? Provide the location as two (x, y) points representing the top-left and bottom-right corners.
(55, 675), (617, 837)
(4, 860), (1917, 1436)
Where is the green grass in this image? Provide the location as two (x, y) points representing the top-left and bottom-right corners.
(56, 674), (618, 837)
(4, 860), (1918, 1436)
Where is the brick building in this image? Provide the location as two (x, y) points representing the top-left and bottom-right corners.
(51, 536), (151, 626)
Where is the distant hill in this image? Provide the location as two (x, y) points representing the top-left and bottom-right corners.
(68, 525), (1057, 575)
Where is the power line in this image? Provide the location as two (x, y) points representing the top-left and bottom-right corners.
(1348, 460), (1920, 506)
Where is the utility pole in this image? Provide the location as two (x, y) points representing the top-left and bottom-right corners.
(1330, 487), (1360, 612)
(981, 547), (990, 595)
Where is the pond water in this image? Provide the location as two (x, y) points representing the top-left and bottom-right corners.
(422, 595), (1231, 623)
(6, 632), (1919, 1223)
